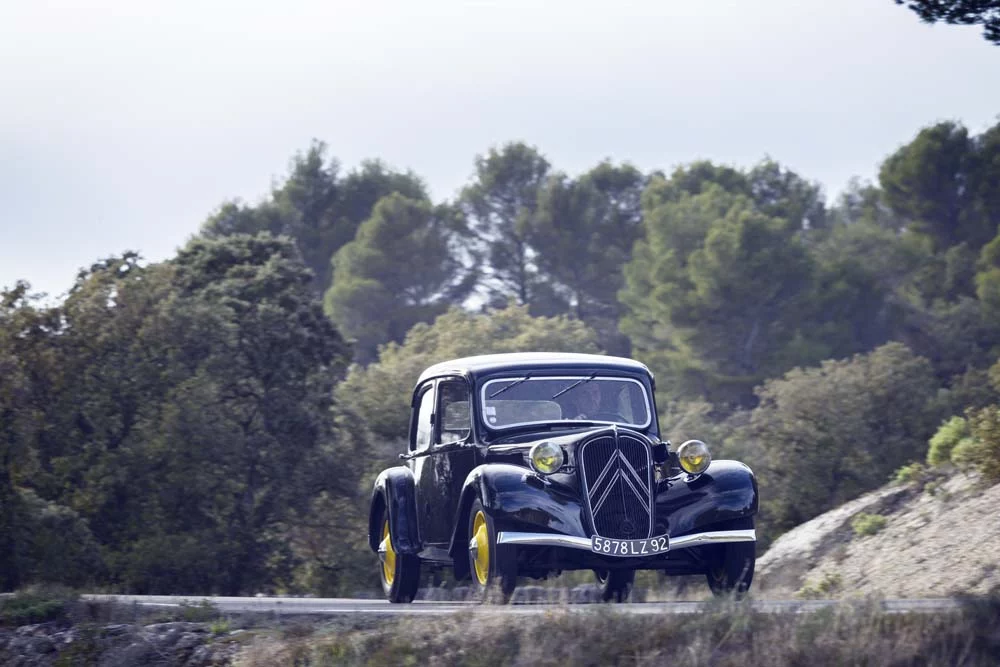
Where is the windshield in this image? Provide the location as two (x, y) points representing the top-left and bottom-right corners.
(480, 375), (651, 430)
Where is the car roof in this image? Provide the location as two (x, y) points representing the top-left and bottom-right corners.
(415, 352), (653, 386)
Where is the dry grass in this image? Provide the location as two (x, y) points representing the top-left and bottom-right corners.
(235, 592), (1000, 667)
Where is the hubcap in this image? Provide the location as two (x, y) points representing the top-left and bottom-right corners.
(381, 519), (396, 585)
(472, 511), (489, 586)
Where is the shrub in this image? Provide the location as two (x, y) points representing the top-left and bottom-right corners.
(797, 572), (843, 599)
(893, 462), (929, 484)
(851, 513), (887, 537)
(927, 416), (970, 466)
(956, 406), (1000, 482)
(0, 586), (77, 627)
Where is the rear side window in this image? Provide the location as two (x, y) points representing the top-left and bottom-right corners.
(437, 380), (471, 444)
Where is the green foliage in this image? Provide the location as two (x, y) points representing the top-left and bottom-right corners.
(893, 462), (929, 484)
(621, 172), (842, 407)
(0, 587), (77, 627)
(928, 416), (971, 466)
(176, 600), (223, 623)
(893, 0), (1000, 45)
(880, 121), (1000, 257)
(750, 343), (940, 538)
(336, 304), (600, 462)
(953, 406), (1000, 482)
(14, 489), (104, 587)
(532, 161), (647, 354)
(324, 194), (476, 363)
(283, 492), (376, 596)
(796, 572), (843, 599)
(460, 142), (559, 312)
(851, 513), (888, 537)
(0, 237), (354, 595)
(202, 141), (427, 293)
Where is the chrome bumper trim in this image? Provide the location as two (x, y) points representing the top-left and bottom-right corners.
(496, 528), (756, 553)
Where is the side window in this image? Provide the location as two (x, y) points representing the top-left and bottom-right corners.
(437, 379), (471, 444)
(410, 383), (435, 451)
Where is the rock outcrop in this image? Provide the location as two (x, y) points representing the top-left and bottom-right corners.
(0, 620), (242, 667)
(756, 472), (1000, 598)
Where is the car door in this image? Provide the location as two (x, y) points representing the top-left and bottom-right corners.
(408, 380), (436, 549)
(428, 377), (477, 545)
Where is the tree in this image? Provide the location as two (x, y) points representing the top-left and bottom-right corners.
(0, 239), (356, 595)
(460, 142), (561, 313)
(879, 121), (1000, 259)
(893, 0), (1000, 45)
(202, 141), (427, 294)
(747, 159), (828, 235)
(532, 161), (647, 354)
(620, 184), (820, 407)
(749, 343), (940, 539)
(828, 177), (903, 230)
(324, 194), (476, 364)
(126, 234), (352, 594)
(336, 304), (600, 458)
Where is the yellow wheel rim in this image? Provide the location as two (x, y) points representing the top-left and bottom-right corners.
(472, 511), (490, 585)
(382, 519), (396, 586)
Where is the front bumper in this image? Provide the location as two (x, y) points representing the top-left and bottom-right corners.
(496, 528), (755, 552)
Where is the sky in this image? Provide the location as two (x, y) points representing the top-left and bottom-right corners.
(2, 0), (999, 298)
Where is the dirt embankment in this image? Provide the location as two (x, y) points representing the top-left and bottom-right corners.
(756, 471), (1000, 598)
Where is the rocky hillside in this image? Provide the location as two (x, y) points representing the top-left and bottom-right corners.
(756, 470), (1000, 598)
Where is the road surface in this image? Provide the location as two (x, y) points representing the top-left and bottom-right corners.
(81, 594), (961, 616)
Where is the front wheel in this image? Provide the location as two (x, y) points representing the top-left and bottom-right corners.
(378, 510), (420, 603)
(595, 569), (634, 602)
(705, 519), (755, 599)
(467, 499), (517, 603)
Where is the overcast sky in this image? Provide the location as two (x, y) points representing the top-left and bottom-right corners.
(2, 0), (998, 298)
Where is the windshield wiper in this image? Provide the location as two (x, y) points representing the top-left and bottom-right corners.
(550, 372), (597, 400)
(489, 374), (531, 399)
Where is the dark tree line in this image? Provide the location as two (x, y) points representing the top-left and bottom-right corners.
(3, 117), (1000, 593)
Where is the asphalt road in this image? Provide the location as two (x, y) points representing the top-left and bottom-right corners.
(81, 594), (962, 616)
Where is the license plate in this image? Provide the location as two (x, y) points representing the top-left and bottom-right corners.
(591, 534), (669, 557)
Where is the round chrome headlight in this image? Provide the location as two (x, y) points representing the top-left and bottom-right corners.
(677, 439), (711, 475)
(529, 441), (564, 475)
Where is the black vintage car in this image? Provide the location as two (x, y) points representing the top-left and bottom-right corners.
(368, 352), (758, 603)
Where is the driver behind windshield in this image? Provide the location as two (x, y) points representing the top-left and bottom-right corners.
(565, 381), (603, 420)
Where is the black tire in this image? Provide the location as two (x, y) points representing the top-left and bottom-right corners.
(467, 498), (517, 603)
(378, 507), (420, 603)
(705, 518), (755, 599)
(595, 569), (635, 603)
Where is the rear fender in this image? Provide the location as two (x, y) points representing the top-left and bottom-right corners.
(368, 466), (421, 556)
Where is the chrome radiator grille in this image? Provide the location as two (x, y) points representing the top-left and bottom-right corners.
(579, 432), (653, 539)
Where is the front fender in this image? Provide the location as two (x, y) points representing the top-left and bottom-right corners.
(368, 466), (421, 556)
(447, 464), (588, 558)
(655, 460), (758, 537)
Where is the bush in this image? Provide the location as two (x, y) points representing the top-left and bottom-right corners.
(893, 462), (929, 484)
(851, 513), (888, 537)
(797, 572), (843, 599)
(955, 406), (1000, 482)
(928, 416), (970, 466)
(751, 342), (940, 538)
(0, 586), (77, 627)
